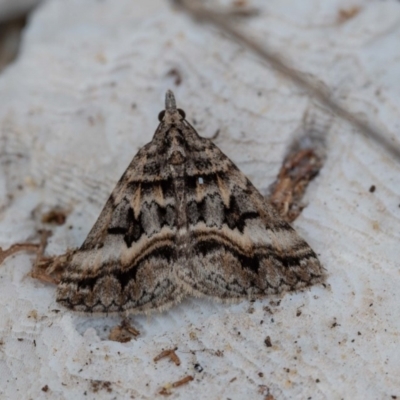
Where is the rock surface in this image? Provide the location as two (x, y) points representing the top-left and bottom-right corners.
(0, 0), (400, 399)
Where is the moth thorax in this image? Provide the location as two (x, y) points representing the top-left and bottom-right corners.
(168, 148), (186, 165)
(167, 130), (186, 165)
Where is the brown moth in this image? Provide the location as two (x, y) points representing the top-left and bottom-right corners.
(54, 91), (323, 313)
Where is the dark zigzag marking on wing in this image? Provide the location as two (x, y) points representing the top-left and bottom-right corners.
(126, 178), (175, 199)
(185, 173), (294, 232)
(193, 237), (318, 275)
(108, 202), (175, 247)
(62, 244), (176, 291)
(64, 234), (175, 281)
(187, 194), (259, 232)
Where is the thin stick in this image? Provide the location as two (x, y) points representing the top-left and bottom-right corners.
(33, 230), (52, 270)
(154, 348), (181, 366)
(0, 243), (40, 264)
(172, 375), (194, 387)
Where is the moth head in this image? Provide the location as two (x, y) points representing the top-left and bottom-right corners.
(158, 90), (186, 123)
(158, 108), (186, 122)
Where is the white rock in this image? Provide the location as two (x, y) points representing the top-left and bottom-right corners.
(0, 0), (400, 399)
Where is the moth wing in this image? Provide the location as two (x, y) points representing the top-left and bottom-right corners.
(180, 138), (324, 299)
(57, 144), (183, 313)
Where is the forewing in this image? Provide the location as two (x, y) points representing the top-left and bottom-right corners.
(57, 140), (183, 313)
(179, 136), (323, 299)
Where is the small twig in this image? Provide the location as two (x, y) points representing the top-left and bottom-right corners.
(31, 245), (76, 286)
(159, 375), (194, 396)
(41, 208), (67, 225)
(0, 230), (51, 265)
(0, 243), (40, 264)
(108, 319), (140, 342)
(173, 0), (400, 161)
(33, 230), (52, 269)
(172, 375), (194, 387)
(268, 148), (324, 222)
(267, 105), (328, 221)
(121, 319), (140, 336)
(154, 348), (181, 366)
(158, 388), (171, 396)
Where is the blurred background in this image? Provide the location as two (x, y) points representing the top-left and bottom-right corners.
(0, 0), (42, 72)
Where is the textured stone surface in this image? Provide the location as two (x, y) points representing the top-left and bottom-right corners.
(0, 0), (400, 399)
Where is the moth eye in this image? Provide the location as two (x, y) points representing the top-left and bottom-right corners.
(158, 110), (166, 121)
(177, 109), (186, 119)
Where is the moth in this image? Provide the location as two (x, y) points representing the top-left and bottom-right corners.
(51, 90), (323, 313)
